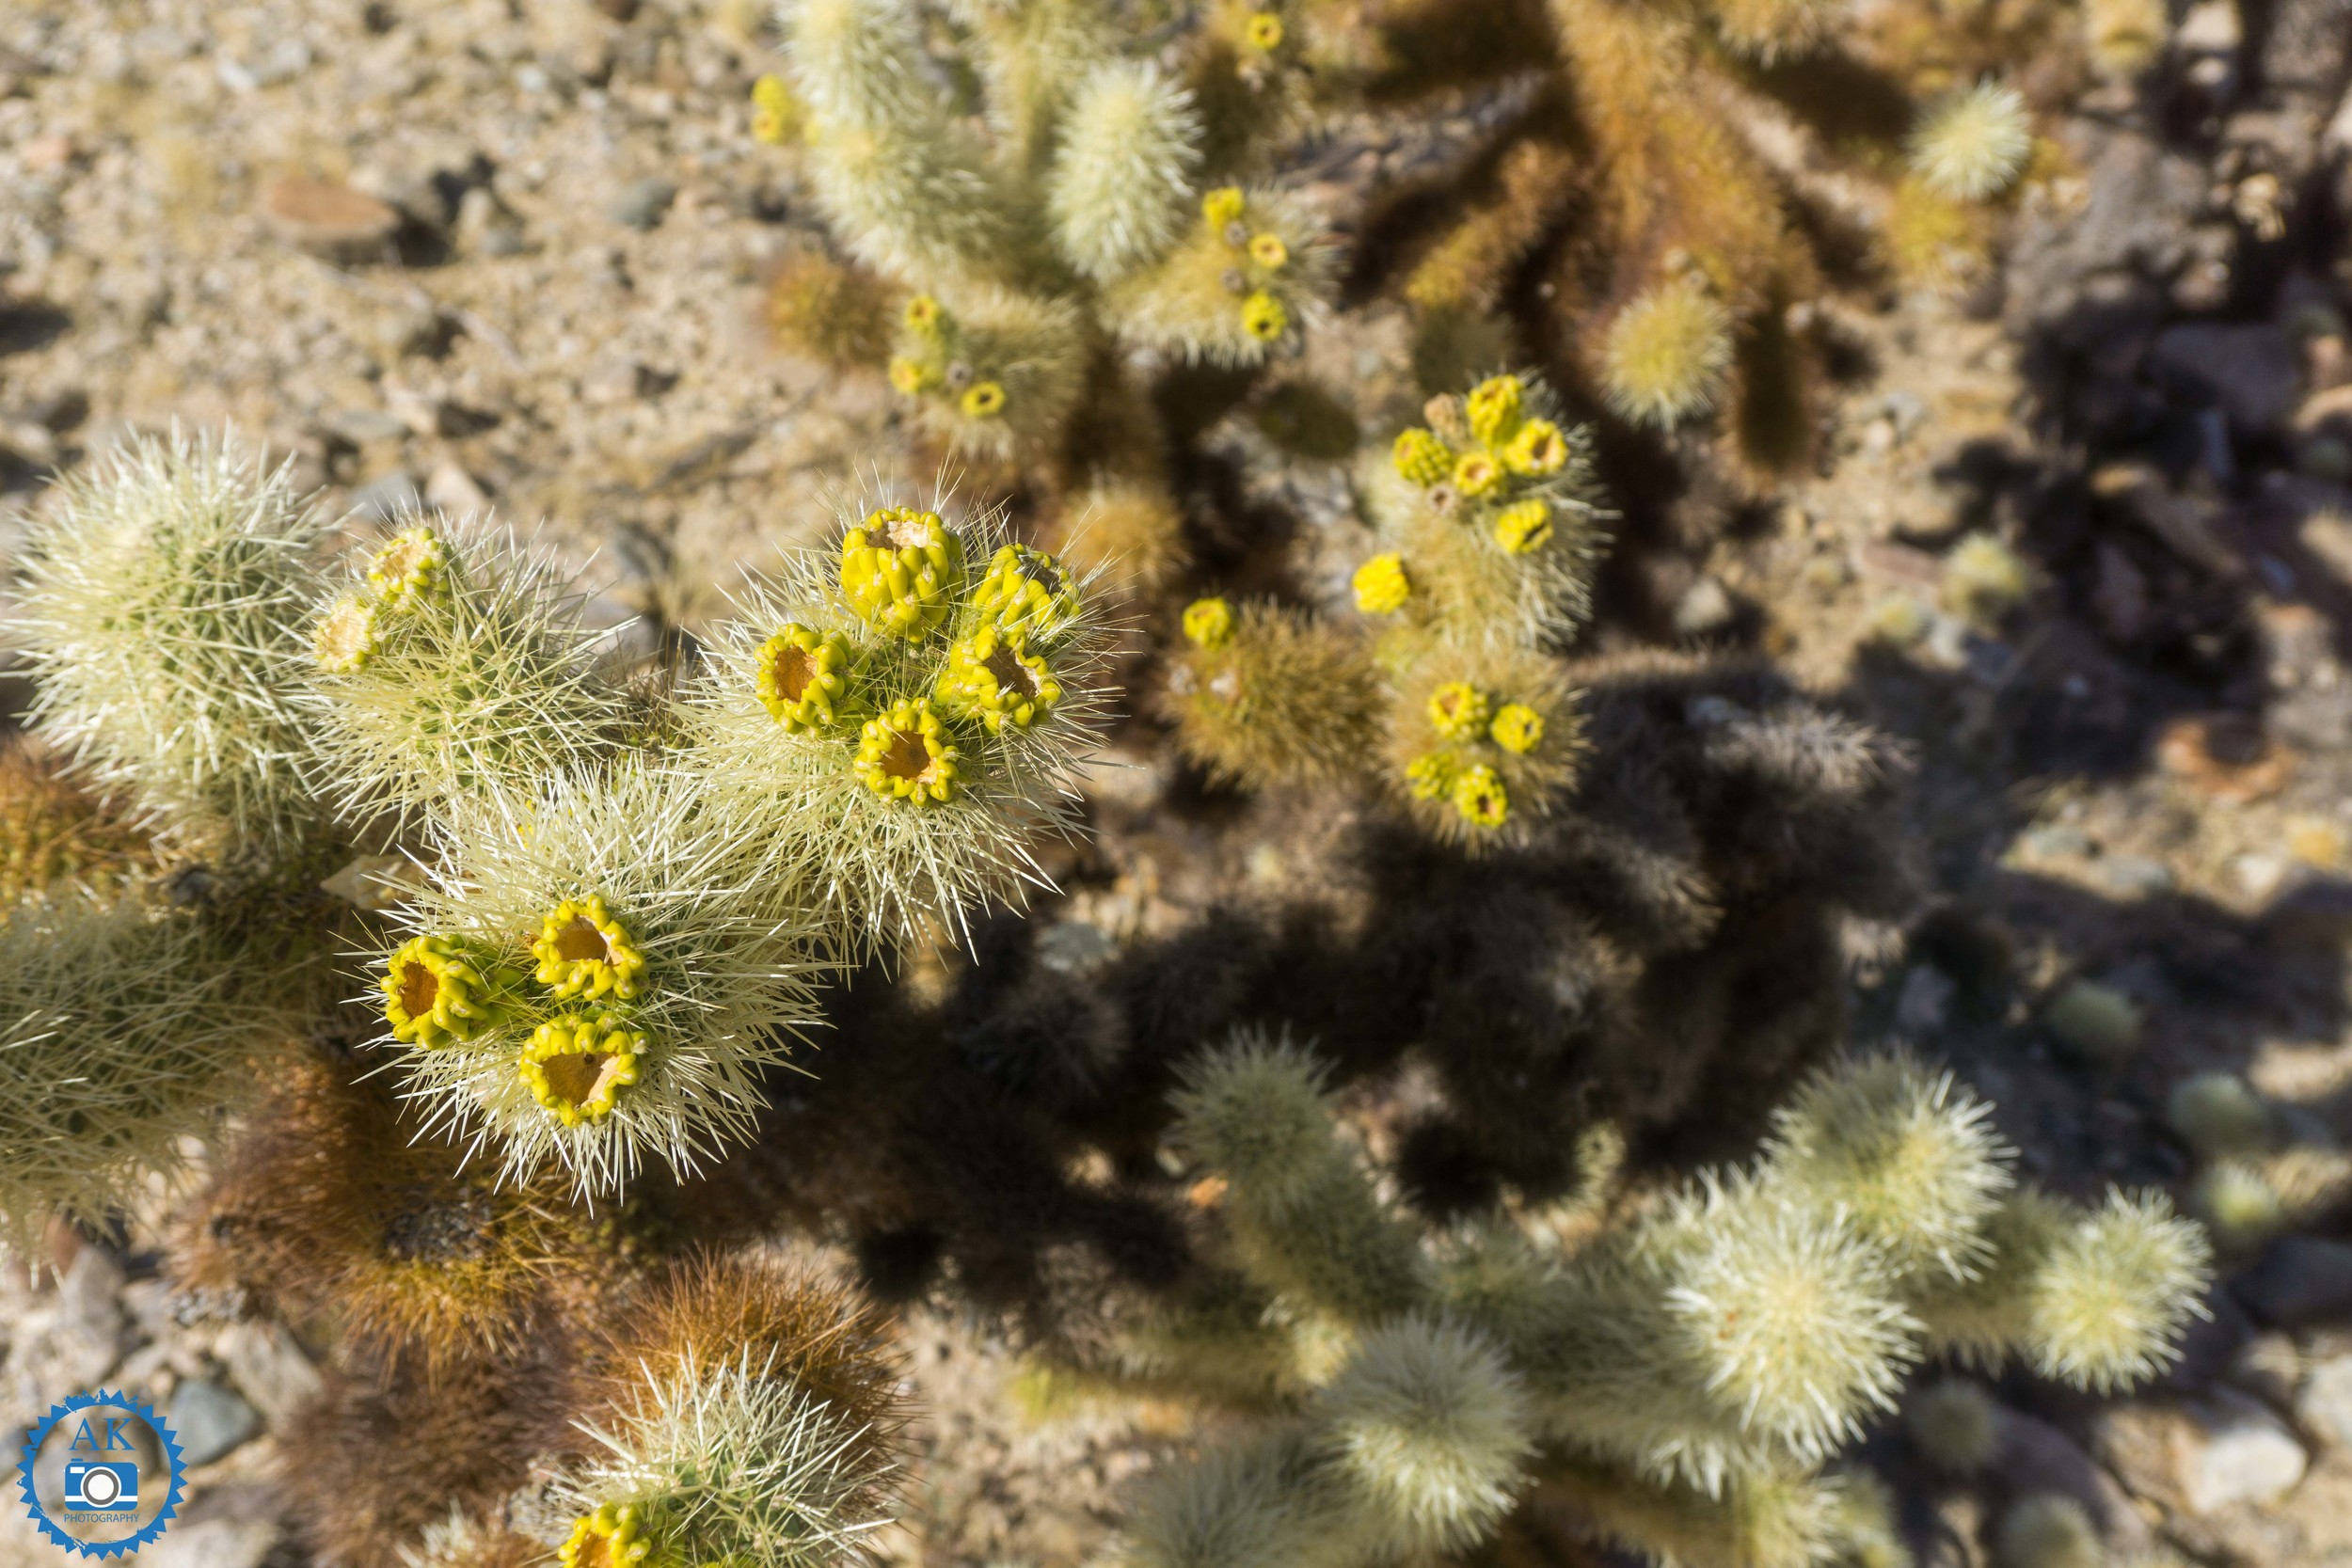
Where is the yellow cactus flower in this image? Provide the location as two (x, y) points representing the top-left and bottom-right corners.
(1352, 553), (1411, 615)
(1465, 374), (1525, 447)
(1240, 290), (1287, 342)
(1490, 703), (1545, 753)
(1492, 499), (1554, 555)
(973, 543), (1081, 638)
(755, 622), (856, 732)
(903, 294), (944, 335)
(367, 526), (450, 607)
(750, 73), (798, 144)
(1406, 751), (1458, 801)
(1391, 427), (1456, 487)
(1248, 232), (1289, 270)
(854, 697), (962, 805)
(839, 506), (962, 638)
(1244, 10), (1285, 50)
(1453, 451), (1505, 499)
(522, 1015), (644, 1128)
(311, 594), (379, 674)
(1504, 418), (1568, 476)
(935, 623), (1061, 735)
(1183, 597), (1235, 649)
(382, 934), (502, 1049)
(1428, 681), (1491, 740)
(888, 356), (936, 395)
(961, 380), (1008, 418)
(1202, 186), (1247, 230)
(1453, 764), (1509, 827)
(560, 1504), (655, 1567)
(532, 894), (646, 1003)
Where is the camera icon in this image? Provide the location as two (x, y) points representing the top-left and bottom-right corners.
(62, 1460), (137, 1513)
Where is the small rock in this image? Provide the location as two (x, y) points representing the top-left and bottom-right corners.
(2222, 1331), (2301, 1409)
(57, 1242), (126, 1334)
(350, 470), (421, 523)
(611, 176), (678, 230)
(2097, 854), (2176, 897)
(2296, 1354), (2352, 1447)
(2172, 1388), (2307, 1513)
(2152, 323), (2301, 436)
(1672, 576), (1734, 637)
(144, 1520), (278, 1568)
(2021, 824), (2096, 860)
(259, 177), (402, 259)
(168, 1378), (261, 1466)
(215, 1320), (323, 1430)
(326, 407), (410, 445)
(582, 353), (657, 405)
(2234, 1235), (2352, 1325)
(385, 384), (455, 437)
(424, 460), (490, 515)
(453, 185), (527, 257)
(1035, 921), (1117, 975)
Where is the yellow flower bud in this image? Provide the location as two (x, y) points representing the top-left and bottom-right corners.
(1428, 681), (1491, 740)
(1465, 374), (1525, 447)
(934, 622), (1062, 735)
(1202, 187), (1247, 230)
(972, 544), (1081, 638)
(521, 1014), (644, 1128)
(1453, 764), (1509, 827)
(1453, 451), (1504, 498)
(1406, 751), (1458, 801)
(755, 622), (857, 732)
(1490, 703), (1544, 753)
(1244, 10), (1285, 50)
(532, 894), (646, 1003)
(1503, 418), (1568, 475)
(1492, 499), (1553, 554)
(853, 697), (962, 805)
(1248, 232), (1289, 270)
(1352, 553), (1411, 614)
(839, 506), (962, 638)
(1391, 427), (1455, 487)
(961, 380), (1008, 418)
(383, 934), (504, 1048)
(311, 594), (379, 673)
(1184, 597), (1235, 649)
(1241, 290), (1287, 341)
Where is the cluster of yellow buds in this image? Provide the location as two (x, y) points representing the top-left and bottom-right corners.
(888, 296), (1009, 420)
(311, 524), (457, 674)
(841, 507), (963, 639)
(1202, 187), (1294, 344)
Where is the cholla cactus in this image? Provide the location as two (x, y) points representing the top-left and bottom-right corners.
(685, 489), (1110, 953)
(1909, 80), (2034, 201)
(15, 430), (327, 858)
(1102, 1037), (2212, 1568)
(0, 891), (292, 1238)
(301, 517), (632, 823)
(553, 1349), (902, 1568)
(1385, 647), (1581, 848)
(1167, 597), (1385, 792)
(382, 761), (831, 1196)
(0, 739), (154, 902)
(1358, 372), (1609, 653)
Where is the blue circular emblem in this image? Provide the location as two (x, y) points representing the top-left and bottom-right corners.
(17, 1389), (185, 1558)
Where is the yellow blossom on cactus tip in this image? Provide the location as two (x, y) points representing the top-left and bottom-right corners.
(1466, 374), (1524, 446)
(1505, 418), (1568, 476)
(1391, 427), (1455, 487)
(1406, 752), (1458, 801)
(1202, 187), (1246, 229)
(961, 380), (1008, 418)
(312, 595), (378, 673)
(367, 526), (448, 605)
(1490, 703), (1544, 753)
(888, 356), (933, 394)
(854, 697), (962, 805)
(562, 1505), (650, 1568)
(936, 623), (1061, 735)
(1248, 233), (1289, 270)
(974, 543), (1080, 637)
(750, 74), (796, 144)
(755, 622), (854, 732)
(1353, 553), (1411, 615)
(1493, 499), (1553, 555)
(522, 1015), (644, 1128)
(1244, 10), (1284, 50)
(532, 894), (646, 1003)
(1453, 451), (1504, 498)
(1428, 681), (1492, 740)
(1241, 291), (1287, 341)
(840, 506), (962, 638)
(904, 294), (943, 332)
(1183, 597), (1235, 649)
(383, 935), (499, 1049)
(1454, 764), (1509, 827)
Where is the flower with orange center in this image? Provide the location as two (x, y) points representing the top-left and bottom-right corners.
(532, 894), (645, 1003)
(1453, 451), (1504, 499)
(1241, 290), (1288, 342)
(521, 1014), (644, 1128)
(1427, 681), (1491, 741)
(1504, 418), (1568, 476)
(934, 623), (1061, 735)
(382, 934), (504, 1048)
(853, 697), (962, 805)
(1248, 232), (1289, 270)
(755, 623), (856, 733)
(1453, 764), (1509, 827)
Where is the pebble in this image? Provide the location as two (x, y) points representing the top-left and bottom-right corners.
(2098, 854), (2176, 896)
(2172, 1388), (2307, 1513)
(2233, 1235), (2352, 1326)
(2295, 1354), (2352, 1447)
(168, 1377), (262, 1466)
(327, 407), (411, 445)
(1673, 576), (1734, 637)
(611, 176), (678, 230)
(215, 1320), (323, 1431)
(350, 470), (422, 523)
(424, 460), (491, 515)
(2021, 824), (2096, 860)
(259, 177), (403, 259)
(1035, 920), (1117, 976)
